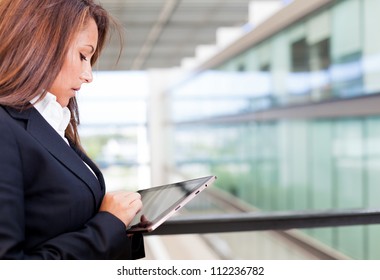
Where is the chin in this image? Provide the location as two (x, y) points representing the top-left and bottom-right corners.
(61, 95), (76, 107)
(57, 98), (70, 108)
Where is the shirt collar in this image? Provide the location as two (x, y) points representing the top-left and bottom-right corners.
(31, 92), (71, 142)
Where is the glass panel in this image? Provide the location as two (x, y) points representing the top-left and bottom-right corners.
(331, 0), (363, 97)
(331, 51), (364, 97)
(309, 38), (332, 101)
(277, 121), (291, 210)
(363, 0), (380, 94)
(331, 0), (361, 59)
(307, 10), (330, 45)
(245, 49), (259, 72)
(271, 33), (290, 104)
(334, 119), (364, 209)
(288, 38), (312, 102)
(365, 118), (380, 259)
(309, 120), (334, 246)
(333, 119), (365, 259)
(310, 120), (334, 209)
(289, 121), (310, 210)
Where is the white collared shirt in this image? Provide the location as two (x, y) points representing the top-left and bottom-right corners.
(31, 93), (97, 178)
(31, 92), (71, 144)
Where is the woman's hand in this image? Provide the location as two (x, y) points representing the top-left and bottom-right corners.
(99, 190), (142, 227)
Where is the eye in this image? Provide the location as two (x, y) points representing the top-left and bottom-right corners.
(80, 53), (88, 61)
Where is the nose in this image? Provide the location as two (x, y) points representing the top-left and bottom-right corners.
(80, 69), (93, 83)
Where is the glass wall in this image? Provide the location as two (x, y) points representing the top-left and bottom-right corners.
(170, 0), (380, 122)
(171, 118), (380, 259)
(167, 0), (380, 259)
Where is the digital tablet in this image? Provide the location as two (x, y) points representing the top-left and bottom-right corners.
(126, 175), (217, 233)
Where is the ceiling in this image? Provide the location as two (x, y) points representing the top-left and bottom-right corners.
(95, 0), (254, 71)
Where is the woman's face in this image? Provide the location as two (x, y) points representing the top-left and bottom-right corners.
(49, 18), (98, 107)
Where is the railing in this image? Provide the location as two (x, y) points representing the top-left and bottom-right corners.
(146, 187), (380, 236)
(141, 187), (378, 259)
(148, 208), (380, 236)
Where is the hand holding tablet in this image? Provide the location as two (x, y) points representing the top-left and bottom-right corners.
(126, 175), (217, 233)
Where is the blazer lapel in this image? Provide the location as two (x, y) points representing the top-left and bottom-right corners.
(70, 143), (106, 194)
(6, 106), (104, 208)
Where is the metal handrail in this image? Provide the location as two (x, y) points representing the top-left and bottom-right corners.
(147, 208), (380, 235)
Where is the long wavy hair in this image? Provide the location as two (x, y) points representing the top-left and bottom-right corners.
(0, 0), (119, 147)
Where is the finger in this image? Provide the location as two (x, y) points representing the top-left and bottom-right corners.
(125, 200), (143, 224)
(125, 192), (142, 205)
(141, 215), (148, 222)
(128, 199), (143, 213)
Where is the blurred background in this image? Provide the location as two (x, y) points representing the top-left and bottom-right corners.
(77, 0), (380, 260)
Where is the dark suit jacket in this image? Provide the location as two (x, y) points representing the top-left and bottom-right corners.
(0, 105), (145, 259)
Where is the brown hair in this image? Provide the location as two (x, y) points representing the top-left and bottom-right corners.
(0, 0), (118, 147)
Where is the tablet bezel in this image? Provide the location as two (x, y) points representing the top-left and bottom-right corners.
(126, 175), (217, 233)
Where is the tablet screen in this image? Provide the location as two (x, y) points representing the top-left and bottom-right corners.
(127, 175), (216, 232)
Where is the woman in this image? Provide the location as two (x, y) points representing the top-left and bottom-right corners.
(0, 0), (145, 259)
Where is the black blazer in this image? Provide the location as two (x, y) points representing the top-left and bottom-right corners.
(0, 105), (144, 259)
